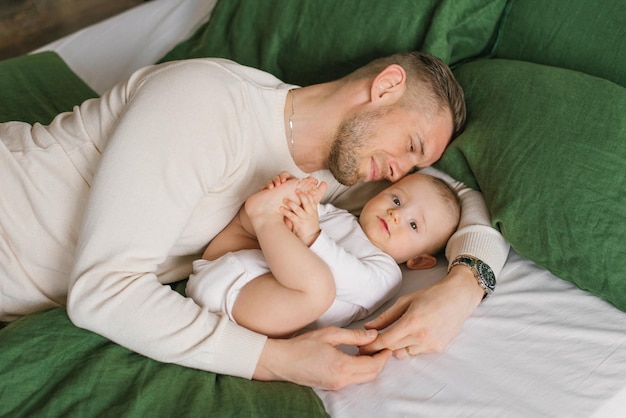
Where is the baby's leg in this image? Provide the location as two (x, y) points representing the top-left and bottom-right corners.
(233, 272), (324, 338)
(238, 177), (334, 335)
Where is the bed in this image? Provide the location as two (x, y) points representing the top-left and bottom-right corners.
(1, 0), (625, 417)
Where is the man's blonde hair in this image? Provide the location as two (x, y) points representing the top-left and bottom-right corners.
(345, 51), (466, 140)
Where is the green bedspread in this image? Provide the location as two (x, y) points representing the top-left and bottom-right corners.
(0, 308), (328, 417)
(2, 0), (625, 416)
(0, 51), (328, 418)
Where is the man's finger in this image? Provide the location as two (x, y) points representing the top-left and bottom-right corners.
(331, 349), (392, 389)
(352, 349), (392, 378)
(320, 326), (379, 347)
(392, 345), (421, 359)
(364, 298), (409, 330)
(360, 318), (413, 354)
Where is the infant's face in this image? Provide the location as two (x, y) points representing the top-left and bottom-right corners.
(358, 174), (456, 263)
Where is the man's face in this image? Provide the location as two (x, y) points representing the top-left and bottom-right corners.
(327, 105), (453, 186)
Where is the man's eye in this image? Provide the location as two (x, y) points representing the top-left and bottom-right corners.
(410, 221), (418, 231)
(410, 141), (415, 152)
(392, 196), (400, 206)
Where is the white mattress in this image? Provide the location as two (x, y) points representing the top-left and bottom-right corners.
(35, 1), (626, 416)
(36, 0), (218, 94)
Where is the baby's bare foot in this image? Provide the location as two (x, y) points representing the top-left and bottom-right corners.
(296, 176), (326, 205)
(245, 177), (300, 218)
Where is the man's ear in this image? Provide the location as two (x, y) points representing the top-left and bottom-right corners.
(370, 64), (406, 104)
(406, 254), (437, 270)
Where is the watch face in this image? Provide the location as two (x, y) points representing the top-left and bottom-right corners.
(477, 261), (496, 290)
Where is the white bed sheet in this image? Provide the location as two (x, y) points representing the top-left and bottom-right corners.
(317, 251), (626, 417)
(34, 1), (626, 416)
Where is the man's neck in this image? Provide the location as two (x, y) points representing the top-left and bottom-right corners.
(286, 79), (369, 173)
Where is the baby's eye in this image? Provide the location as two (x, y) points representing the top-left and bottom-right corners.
(410, 221), (418, 231)
(392, 196), (400, 206)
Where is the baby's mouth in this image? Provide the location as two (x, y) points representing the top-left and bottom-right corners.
(378, 217), (389, 235)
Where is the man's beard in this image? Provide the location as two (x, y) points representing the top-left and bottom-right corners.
(328, 108), (387, 186)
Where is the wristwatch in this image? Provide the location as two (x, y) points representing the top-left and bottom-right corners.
(449, 255), (496, 300)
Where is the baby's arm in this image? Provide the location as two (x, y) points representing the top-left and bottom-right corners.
(202, 207), (259, 261)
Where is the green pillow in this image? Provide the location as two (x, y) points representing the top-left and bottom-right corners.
(0, 51), (98, 124)
(493, 0), (626, 87)
(0, 308), (329, 418)
(435, 59), (626, 311)
(160, 0), (508, 85)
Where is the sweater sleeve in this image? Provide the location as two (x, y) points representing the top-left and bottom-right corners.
(419, 166), (510, 278)
(66, 61), (267, 379)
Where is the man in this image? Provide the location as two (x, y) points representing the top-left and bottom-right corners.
(0, 51), (508, 389)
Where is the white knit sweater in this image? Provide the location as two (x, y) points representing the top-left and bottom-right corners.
(0, 58), (509, 379)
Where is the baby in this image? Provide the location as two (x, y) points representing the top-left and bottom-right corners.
(186, 171), (460, 337)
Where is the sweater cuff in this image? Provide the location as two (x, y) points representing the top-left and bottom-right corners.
(445, 225), (510, 278)
(202, 317), (268, 379)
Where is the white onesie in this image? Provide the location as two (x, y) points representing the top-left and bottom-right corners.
(186, 203), (403, 331)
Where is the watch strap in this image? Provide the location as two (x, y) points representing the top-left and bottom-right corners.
(449, 255), (496, 300)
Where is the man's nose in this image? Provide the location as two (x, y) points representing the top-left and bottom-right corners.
(388, 160), (414, 183)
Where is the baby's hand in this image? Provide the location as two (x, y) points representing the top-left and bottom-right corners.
(281, 177), (327, 247)
(261, 171), (295, 191)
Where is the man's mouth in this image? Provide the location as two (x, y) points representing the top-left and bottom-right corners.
(370, 158), (380, 181)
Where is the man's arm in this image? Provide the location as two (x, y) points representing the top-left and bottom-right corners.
(65, 62), (386, 389)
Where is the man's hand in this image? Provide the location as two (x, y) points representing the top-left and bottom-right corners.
(254, 327), (392, 390)
(359, 265), (484, 359)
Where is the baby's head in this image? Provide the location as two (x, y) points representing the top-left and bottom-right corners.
(358, 173), (460, 268)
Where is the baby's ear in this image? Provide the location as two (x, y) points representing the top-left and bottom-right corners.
(406, 254), (437, 270)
